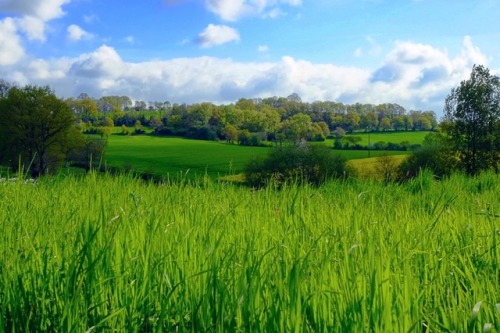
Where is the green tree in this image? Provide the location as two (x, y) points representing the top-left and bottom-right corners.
(238, 129), (252, 146)
(66, 96), (98, 123)
(281, 113), (313, 142)
(222, 124), (238, 143)
(0, 85), (80, 176)
(444, 65), (500, 175)
(379, 117), (392, 131)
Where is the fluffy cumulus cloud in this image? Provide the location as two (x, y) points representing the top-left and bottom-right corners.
(0, 0), (69, 20)
(366, 36), (488, 108)
(0, 36), (492, 115)
(0, 0), (70, 42)
(197, 24), (240, 48)
(67, 24), (93, 41)
(205, 0), (302, 21)
(0, 18), (25, 65)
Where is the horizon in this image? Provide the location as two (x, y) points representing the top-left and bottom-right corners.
(1, 0), (499, 117)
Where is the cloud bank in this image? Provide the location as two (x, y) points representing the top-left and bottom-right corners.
(0, 36), (492, 115)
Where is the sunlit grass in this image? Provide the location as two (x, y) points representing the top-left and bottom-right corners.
(349, 154), (408, 179)
(103, 135), (413, 180)
(1, 171), (499, 331)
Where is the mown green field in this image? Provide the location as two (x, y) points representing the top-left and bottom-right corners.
(1, 171), (499, 331)
(103, 134), (414, 179)
(335, 130), (431, 145)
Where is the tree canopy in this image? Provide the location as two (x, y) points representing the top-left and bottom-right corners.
(444, 65), (500, 175)
(0, 85), (83, 176)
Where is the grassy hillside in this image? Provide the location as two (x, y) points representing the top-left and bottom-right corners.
(103, 134), (414, 179)
(1, 171), (499, 331)
(104, 135), (266, 178)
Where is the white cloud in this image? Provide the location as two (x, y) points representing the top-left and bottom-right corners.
(205, 0), (247, 21)
(197, 24), (240, 48)
(0, 0), (69, 42)
(205, 0), (302, 21)
(67, 24), (94, 41)
(0, 0), (69, 21)
(365, 36), (489, 108)
(0, 37), (492, 116)
(70, 45), (124, 79)
(15, 16), (46, 41)
(0, 18), (25, 65)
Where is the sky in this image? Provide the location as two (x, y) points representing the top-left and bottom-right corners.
(1, 0), (499, 117)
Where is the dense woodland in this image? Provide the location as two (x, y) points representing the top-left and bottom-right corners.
(68, 92), (438, 144)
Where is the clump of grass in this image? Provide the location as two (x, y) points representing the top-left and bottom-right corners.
(0, 171), (499, 331)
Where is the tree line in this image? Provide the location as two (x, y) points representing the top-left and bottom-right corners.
(67, 92), (437, 146)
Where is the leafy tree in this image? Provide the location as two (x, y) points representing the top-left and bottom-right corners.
(402, 115), (413, 131)
(66, 96), (98, 123)
(344, 110), (361, 132)
(444, 65), (500, 175)
(392, 116), (405, 131)
(0, 85), (81, 176)
(102, 116), (114, 128)
(280, 113), (312, 142)
(222, 124), (238, 143)
(134, 120), (145, 134)
(332, 127), (346, 149)
(343, 135), (363, 149)
(238, 129), (252, 146)
(379, 117), (392, 131)
(149, 116), (163, 131)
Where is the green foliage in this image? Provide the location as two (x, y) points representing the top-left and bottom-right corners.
(66, 137), (106, 170)
(0, 85), (81, 176)
(244, 143), (353, 187)
(444, 64), (500, 175)
(374, 153), (398, 183)
(398, 132), (457, 179)
(0, 172), (499, 331)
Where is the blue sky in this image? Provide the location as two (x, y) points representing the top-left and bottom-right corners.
(1, 0), (499, 116)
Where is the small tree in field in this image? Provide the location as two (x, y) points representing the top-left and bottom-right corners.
(444, 65), (500, 175)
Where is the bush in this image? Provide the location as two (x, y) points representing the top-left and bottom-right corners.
(244, 143), (354, 187)
(67, 138), (106, 171)
(397, 132), (457, 180)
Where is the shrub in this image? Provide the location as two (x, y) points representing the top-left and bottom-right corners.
(398, 132), (457, 180)
(244, 143), (354, 187)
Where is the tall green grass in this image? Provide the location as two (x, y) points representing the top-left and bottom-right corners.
(1, 171), (499, 331)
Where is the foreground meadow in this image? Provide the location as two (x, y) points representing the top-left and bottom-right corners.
(1, 172), (499, 331)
